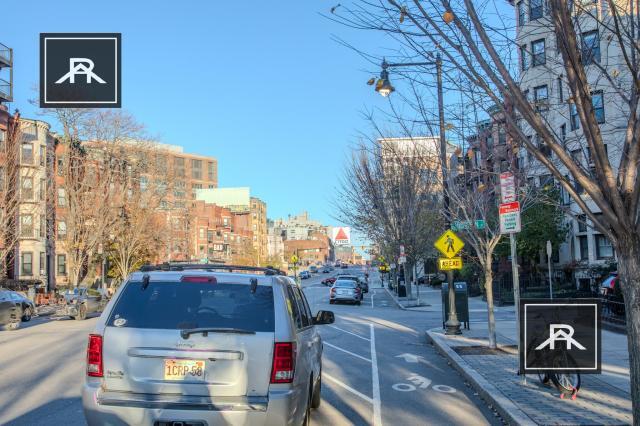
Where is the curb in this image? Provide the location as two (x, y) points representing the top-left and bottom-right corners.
(425, 329), (536, 426)
(383, 287), (407, 310)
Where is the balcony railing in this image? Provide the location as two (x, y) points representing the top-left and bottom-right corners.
(0, 42), (11, 67)
(0, 77), (11, 102)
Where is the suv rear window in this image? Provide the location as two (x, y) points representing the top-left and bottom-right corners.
(107, 281), (275, 332)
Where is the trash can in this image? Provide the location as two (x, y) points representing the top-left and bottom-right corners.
(398, 284), (407, 297)
(441, 281), (470, 329)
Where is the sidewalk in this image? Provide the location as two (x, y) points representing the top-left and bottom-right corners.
(427, 321), (632, 425)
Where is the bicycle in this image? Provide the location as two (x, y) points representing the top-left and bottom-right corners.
(527, 342), (581, 399)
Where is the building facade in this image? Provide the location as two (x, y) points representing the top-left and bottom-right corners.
(514, 0), (621, 286)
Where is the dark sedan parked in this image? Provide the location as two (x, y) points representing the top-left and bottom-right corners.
(0, 290), (21, 330)
(7, 291), (36, 321)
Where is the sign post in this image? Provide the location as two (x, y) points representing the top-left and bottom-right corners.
(500, 172), (522, 374)
(546, 240), (553, 299)
(434, 230), (464, 335)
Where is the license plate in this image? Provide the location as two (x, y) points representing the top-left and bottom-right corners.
(164, 359), (206, 381)
(338, 290), (347, 295)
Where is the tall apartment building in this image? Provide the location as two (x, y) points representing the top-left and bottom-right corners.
(271, 211), (327, 241)
(514, 0), (621, 286)
(250, 197), (267, 264)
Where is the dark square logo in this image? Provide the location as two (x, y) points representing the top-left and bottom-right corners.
(520, 299), (601, 374)
(40, 33), (121, 108)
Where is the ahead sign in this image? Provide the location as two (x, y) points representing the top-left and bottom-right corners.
(499, 201), (521, 234)
(500, 172), (516, 203)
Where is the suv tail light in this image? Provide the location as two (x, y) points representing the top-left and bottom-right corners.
(270, 342), (296, 383)
(87, 334), (103, 377)
(181, 276), (217, 283)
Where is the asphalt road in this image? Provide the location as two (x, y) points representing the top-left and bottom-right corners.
(0, 268), (502, 426)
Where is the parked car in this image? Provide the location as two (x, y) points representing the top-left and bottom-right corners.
(321, 266), (330, 273)
(63, 287), (105, 320)
(299, 270), (311, 280)
(0, 290), (21, 330)
(330, 280), (362, 305)
(82, 264), (335, 426)
(7, 291), (36, 321)
(321, 277), (337, 286)
(309, 265), (318, 274)
(336, 274), (368, 293)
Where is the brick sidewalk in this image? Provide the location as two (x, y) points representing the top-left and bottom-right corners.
(427, 327), (632, 425)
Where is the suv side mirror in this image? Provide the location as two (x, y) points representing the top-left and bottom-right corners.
(313, 310), (335, 325)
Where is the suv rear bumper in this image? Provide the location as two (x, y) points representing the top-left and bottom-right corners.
(82, 383), (297, 426)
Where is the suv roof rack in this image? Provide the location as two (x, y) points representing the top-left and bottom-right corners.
(138, 263), (285, 276)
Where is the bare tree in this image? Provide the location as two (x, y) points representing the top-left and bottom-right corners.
(332, 0), (640, 417)
(0, 111), (22, 278)
(336, 134), (443, 298)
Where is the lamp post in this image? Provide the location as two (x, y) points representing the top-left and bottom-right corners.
(371, 53), (461, 334)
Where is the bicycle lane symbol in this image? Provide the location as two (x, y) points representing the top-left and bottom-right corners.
(392, 374), (457, 393)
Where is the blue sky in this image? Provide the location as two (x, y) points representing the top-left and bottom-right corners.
(2, 1), (398, 232)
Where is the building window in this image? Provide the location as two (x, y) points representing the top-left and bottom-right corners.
(38, 178), (46, 200)
(534, 85), (548, 111)
(0, 166), (4, 191)
(592, 91), (605, 123)
(22, 143), (34, 164)
(208, 162), (215, 181)
(581, 30), (600, 65)
(174, 157), (186, 178)
(58, 221), (67, 237)
(577, 215), (587, 232)
(191, 159), (202, 179)
(21, 252), (33, 276)
(531, 39), (546, 66)
(57, 158), (64, 176)
(560, 124), (566, 144)
(40, 215), (46, 238)
(557, 77), (563, 102)
(191, 183), (202, 198)
(0, 129), (4, 150)
(595, 234), (614, 259)
(520, 45), (528, 71)
(570, 103), (580, 130)
(39, 145), (46, 167)
(578, 235), (589, 260)
(40, 252), (46, 275)
(20, 215), (33, 238)
(22, 176), (33, 200)
(518, 1), (526, 25)
(57, 188), (66, 206)
(57, 254), (67, 275)
(530, 0), (543, 20)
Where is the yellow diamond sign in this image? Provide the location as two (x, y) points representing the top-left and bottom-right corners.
(434, 230), (464, 258)
(290, 254), (299, 264)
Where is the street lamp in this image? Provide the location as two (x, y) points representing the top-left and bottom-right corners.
(369, 53), (462, 335)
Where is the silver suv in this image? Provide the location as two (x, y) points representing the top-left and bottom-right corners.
(82, 264), (335, 426)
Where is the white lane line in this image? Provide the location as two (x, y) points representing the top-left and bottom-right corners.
(371, 290), (374, 308)
(370, 323), (382, 426)
(323, 373), (373, 404)
(327, 325), (370, 341)
(324, 342), (372, 363)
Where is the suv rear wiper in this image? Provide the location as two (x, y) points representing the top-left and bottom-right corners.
(180, 327), (256, 339)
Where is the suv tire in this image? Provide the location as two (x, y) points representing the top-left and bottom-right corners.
(22, 307), (33, 322)
(311, 373), (322, 409)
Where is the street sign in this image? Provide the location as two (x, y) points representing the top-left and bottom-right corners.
(434, 230), (464, 259)
(475, 219), (486, 230)
(499, 201), (521, 234)
(399, 255), (406, 265)
(438, 257), (463, 270)
(399, 245), (405, 256)
(500, 172), (516, 203)
(451, 220), (470, 231)
(390, 263), (396, 269)
(290, 254), (299, 264)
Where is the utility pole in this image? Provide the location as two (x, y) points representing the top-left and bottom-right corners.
(546, 240), (553, 299)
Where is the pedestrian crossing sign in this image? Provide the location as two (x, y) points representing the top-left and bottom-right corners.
(434, 230), (464, 259)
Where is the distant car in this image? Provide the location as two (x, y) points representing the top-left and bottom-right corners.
(321, 267), (330, 273)
(322, 277), (337, 286)
(63, 287), (105, 320)
(340, 263), (348, 269)
(7, 291), (36, 322)
(330, 280), (362, 305)
(299, 270), (311, 280)
(336, 275), (368, 293)
(309, 266), (318, 274)
(0, 290), (21, 330)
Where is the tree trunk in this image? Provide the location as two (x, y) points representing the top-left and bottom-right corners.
(616, 235), (640, 423)
(484, 257), (497, 349)
(404, 262), (413, 299)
